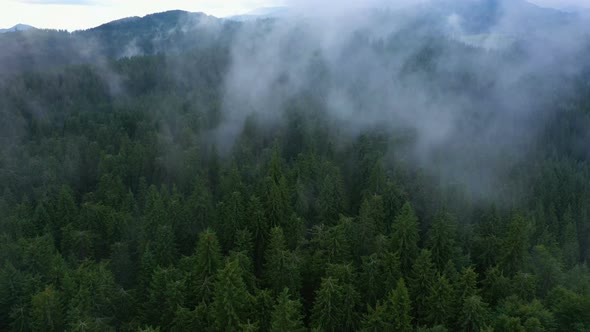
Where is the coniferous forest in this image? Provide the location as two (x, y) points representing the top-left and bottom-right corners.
(2, 4), (590, 332)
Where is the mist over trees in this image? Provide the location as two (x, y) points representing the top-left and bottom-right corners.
(1, 0), (590, 331)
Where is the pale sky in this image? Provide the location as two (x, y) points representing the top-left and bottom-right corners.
(1, 0), (287, 31)
(1, 0), (589, 31)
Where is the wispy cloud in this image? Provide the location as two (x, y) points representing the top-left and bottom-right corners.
(12, 0), (99, 5)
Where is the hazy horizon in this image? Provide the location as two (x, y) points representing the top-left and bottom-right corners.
(2, 0), (589, 31)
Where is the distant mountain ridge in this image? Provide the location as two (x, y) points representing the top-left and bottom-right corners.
(0, 1), (585, 79)
(229, 7), (290, 21)
(0, 24), (35, 33)
(0, 10), (237, 79)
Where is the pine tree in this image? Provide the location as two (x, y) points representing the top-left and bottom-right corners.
(459, 295), (489, 332)
(189, 229), (223, 304)
(246, 195), (269, 273)
(143, 267), (185, 328)
(151, 224), (178, 267)
(0, 262), (27, 329)
(264, 227), (301, 295)
(51, 185), (78, 248)
(109, 242), (134, 288)
(357, 195), (385, 256)
(381, 250), (402, 294)
(30, 286), (64, 332)
(326, 263), (361, 331)
(362, 301), (393, 331)
(410, 249), (436, 326)
(457, 266), (479, 302)
(183, 178), (214, 253)
(481, 266), (510, 306)
(360, 253), (384, 305)
(270, 288), (306, 332)
(501, 214), (531, 276)
(386, 278), (413, 332)
(561, 221), (580, 268)
(265, 147), (292, 228)
(427, 211), (457, 270)
(142, 185), (167, 238)
(311, 277), (344, 332)
(212, 258), (253, 331)
(391, 202), (420, 274)
(217, 191), (245, 251)
(426, 274), (454, 327)
(172, 303), (211, 332)
(511, 272), (537, 301)
(254, 289), (275, 332)
(317, 165), (346, 225)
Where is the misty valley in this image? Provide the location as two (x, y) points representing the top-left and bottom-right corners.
(1, 1), (590, 331)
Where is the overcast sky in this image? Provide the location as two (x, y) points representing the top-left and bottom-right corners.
(1, 0), (589, 31)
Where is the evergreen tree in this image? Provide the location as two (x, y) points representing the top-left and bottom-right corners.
(426, 274), (454, 327)
(217, 191), (245, 251)
(264, 227), (301, 295)
(387, 278), (413, 332)
(391, 202), (420, 274)
(457, 266), (479, 302)
(481, 266), (510, 305)
(326, 263), (361, 331)
(501, 214), (531, 276)
(311, 277), (344, 332)
(362, 301), (393, 331)
(188, 228), (223, 304)
(270, 288), (306, 332)
(246, 195), (269, 273)
(317, 165), (346, 225)
(410, 249), (436, 326)
(30, 286), (64, 332)
(459, 295), (489, 332)
(561, 221), (580, 268)
(212, 258), (253, 331)
(143, 267), (185, 328)
(360, 253), (384, 305)
(265, 147), (292, 228)
(427, 211), (457, 270)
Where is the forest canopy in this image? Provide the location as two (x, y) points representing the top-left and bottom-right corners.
(1, 1), (590, 331)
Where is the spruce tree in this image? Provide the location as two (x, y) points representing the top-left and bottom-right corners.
(426, 274), (454, 327)
(427, 211), (456, 270)
(410, 249), (436, 326)
(459, 295), (489, 332)
(311, 277), (344, 332)
(391, 202), (420, 274)
(270, 288), (306, 332)
(30, 286), (64, 332)
(212, 258), (253, 331)
(387, 278), (413, 332)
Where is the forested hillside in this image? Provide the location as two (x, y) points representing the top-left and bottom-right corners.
(1, 3), (590, 332)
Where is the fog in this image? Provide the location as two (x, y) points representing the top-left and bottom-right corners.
(218, 0), (590, 202)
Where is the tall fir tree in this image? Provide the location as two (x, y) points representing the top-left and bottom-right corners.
(270, 288), (306, 332)
(212, 258), (253, 331)
(391, 202), (420, 275)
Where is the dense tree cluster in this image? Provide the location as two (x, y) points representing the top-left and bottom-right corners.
(2, 13), (590, 331)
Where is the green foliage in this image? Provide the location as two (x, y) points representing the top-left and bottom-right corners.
(410, 249), (436, 325)
(426, 274), (455, 326)
(311, 277), (345, 332)
(459, 295), (489, 332)
(427, 211), (457, 270)
(387, 278), (413, 332)
(143, 267), (185, 328)
(1, 20), (590, 331)
(391, 202), (420, 274)
(30, 286), (64, 332)
(264, 227), (301, 295)
(212, 258), (253, 331)
(270, 289), (305, 332)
